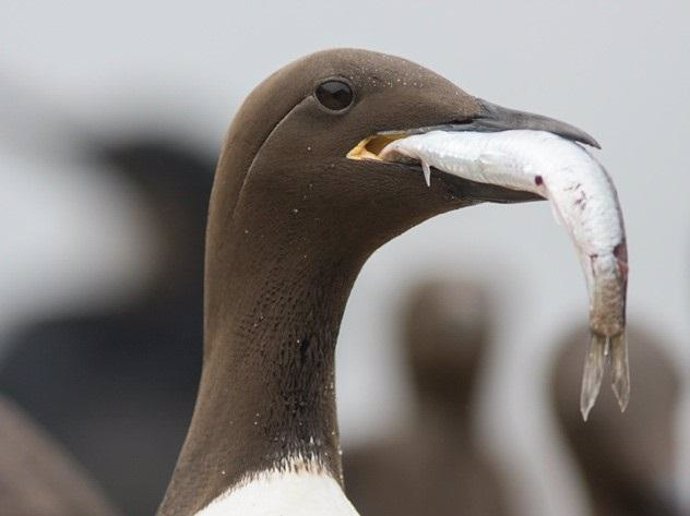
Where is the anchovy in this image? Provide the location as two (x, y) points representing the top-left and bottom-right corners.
(381, 130), (629, 420)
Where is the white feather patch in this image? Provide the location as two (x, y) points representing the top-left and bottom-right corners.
(195, 456), (358, 516)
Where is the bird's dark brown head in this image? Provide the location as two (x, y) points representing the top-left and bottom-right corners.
(216, 50), (585, 269)
(205, 48), (597, 334)
(213, 49), (474, 254)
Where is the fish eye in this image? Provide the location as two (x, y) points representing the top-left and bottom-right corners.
(315, 79), (354, 113)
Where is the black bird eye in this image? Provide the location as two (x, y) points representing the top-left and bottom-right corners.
(315, 80), (354, 112)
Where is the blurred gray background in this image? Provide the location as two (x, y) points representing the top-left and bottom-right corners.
(1, 1), (688, 516)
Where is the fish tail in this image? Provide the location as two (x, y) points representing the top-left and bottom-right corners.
(580, 333), (609, 421)
(610, 332), (630, 412)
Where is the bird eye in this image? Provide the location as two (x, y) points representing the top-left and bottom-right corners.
(315, 79), (354, 112)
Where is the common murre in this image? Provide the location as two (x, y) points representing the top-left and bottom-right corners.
(157, 48), (598, 516)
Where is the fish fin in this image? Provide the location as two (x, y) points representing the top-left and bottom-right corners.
(580, 334), (609, 421)
(610, 333), (630, 412)
(421, 161), (431, 187)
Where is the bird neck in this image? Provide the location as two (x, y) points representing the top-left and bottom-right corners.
(159, 217), (365, 515)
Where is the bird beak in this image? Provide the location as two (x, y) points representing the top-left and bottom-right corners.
(349, 98), (599, 159)
(398, 98), (600, 149)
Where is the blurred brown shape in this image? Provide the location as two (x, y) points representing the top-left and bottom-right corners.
(0, 137), (214, 516)
(551, 325), (685, 516)
(344, 278), (511, 516)
(0, 395), (121, 516)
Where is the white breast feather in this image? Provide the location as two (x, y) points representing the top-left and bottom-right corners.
(195, 456), (359, 516)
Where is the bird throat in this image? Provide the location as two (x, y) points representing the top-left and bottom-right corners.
(159, 212), (363, 515)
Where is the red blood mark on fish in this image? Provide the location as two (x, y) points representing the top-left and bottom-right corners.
(613, 241), (629, 283)
(534, 175), (544, 186)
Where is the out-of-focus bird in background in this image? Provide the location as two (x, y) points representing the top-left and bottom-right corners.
(344, 278), (512, 516)
(0, 136), (214, 515)
(551, 325), (685, 516)
(0, 394), (122, 516)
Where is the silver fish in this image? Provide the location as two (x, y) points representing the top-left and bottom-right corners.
(380, 129), (629, 420)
